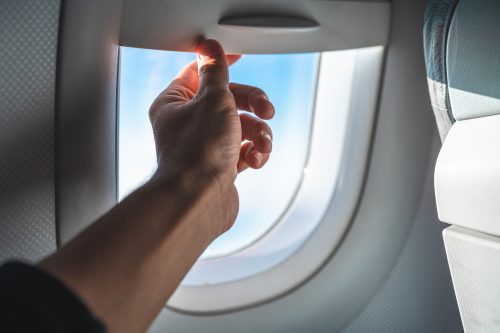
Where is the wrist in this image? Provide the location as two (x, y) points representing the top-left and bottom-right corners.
(149, 165), (238, 239)
(152, 164), (228, 197)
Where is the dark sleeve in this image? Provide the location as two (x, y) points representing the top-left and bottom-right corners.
(0, 261), (106, 333)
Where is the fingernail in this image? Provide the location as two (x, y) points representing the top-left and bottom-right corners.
(261, 131), (272, 141)
(254, 153), (262, 165)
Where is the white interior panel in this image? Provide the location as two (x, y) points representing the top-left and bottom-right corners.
(120, 0), (390, 54)
(444, 225), (500, 333)
(56, 0), (122, 244)
(435, 114), (500, 237)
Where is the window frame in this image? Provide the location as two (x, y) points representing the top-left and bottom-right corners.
(166, 46), (385, 313)
(117, 50), (321, 259)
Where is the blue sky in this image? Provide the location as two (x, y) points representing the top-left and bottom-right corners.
(119, 47), (319, 258)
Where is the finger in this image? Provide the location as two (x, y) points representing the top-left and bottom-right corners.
(246, 150), (270, 170)
(196, 39), (230, 90)
(176, 55), (240, 84)
(229, 83), (275, 120)
(170, 54), (242, 96)
(172, 60), (198, 93)
(240, 113), (273, 154)
(237, 142), (271, 172)
(243, 146), (271, 172)
(237, 141), (253, 173)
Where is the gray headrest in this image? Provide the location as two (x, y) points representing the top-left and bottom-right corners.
(446, 0), (500, 121)
(424, 0), (500, 141)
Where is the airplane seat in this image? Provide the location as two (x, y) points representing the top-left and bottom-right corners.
(424, 0), (500, 331)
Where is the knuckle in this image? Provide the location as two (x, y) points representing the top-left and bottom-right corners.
(249, 86), (266, 99)
(252, 86), (266, 96)
(239, 112), (252, 122)
(149, 101), (161, 121)
(199, 63), (225, 77)
(149, 95), (169, 118)
(250, 121), (265, 136)
(197, 86), (232, 104)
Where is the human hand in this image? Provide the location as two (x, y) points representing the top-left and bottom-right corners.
(149, 39), (275, 230)
(150, 39), (275, 179)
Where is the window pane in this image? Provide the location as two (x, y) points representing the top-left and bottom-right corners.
(119, 47), (319, 259)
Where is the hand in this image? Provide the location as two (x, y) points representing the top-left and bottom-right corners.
(150, 39), (275, 179)
(148, 39), (275, 231)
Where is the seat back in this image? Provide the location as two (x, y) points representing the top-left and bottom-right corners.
(425, 0), (500, 331)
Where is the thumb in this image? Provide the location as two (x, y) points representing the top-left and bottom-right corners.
(197, 39), (229, 91)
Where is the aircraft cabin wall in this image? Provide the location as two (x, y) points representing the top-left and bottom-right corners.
(0, 0), (59, 261)
(0, 0), (463, 332)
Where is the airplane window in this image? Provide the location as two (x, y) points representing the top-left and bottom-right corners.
(118, 46), (383, 309)
(118, 47), (319, 259)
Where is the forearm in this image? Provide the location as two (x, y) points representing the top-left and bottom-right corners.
(40, 169), (236, 333)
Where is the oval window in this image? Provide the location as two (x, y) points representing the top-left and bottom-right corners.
(119, 48), (319, 259)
